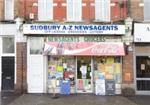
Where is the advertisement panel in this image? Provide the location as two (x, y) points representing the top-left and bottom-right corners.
(43, 42), (125, 56)
(134, 23), (150, 42)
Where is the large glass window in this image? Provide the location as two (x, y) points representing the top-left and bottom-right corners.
(2, 37), (14, 53)
(136, 56), (150, 78)
(29, 37), (44, 54)
(93, 56), (121, 83)
(47, 56), (75, 93)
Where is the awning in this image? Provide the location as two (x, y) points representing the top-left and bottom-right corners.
(43, 42), (125, 56)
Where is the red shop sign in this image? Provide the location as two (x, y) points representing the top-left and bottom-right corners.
(43, 42), (125, 56)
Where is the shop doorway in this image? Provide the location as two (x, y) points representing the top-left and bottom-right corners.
(76, 57), (93, 93)
(2, 57), (14, 91)
(136, 56), (150, 94)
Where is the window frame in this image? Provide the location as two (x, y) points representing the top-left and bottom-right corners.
(66, 0), (82, 22)
(4, 0), (14, 20)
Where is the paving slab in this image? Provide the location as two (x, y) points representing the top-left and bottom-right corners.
(7, 94), (137, 105)
(1, 92), (20, 105)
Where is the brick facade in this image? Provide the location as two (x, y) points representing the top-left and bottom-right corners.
(0, 0), (136, 94)
(129, 0), (143, 21)
(122, 51), (134, 84)
(0, 0), (4, 20)
(17, 0), (127, 22)
(15, 42), (27, 93)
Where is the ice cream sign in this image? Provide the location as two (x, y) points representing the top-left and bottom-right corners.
(23, 24), (125, 35)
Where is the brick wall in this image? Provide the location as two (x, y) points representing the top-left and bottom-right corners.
(0, 0), (4, 21)
(53, 0), (66, 21)
(122, 51), (134, 84)
(111, 0), (127, 21)
(21, 0), (127, 22)
(82, 0), (95, 22)
(129, 0), (143, 21)
(15, 42), (27, 93)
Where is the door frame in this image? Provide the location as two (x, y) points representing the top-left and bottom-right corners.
(0, 36), (16, 91)
(75, 56), (94, 93)
(2, 56), (15, 91)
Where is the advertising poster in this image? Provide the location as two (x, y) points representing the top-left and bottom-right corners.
(98, 64), (105, 72)
(95, 80), (105, 95)
(115, 63), (121, 74)
(105, 80), (115, 95)
(141, 64), (145, 70)
(124, 73), (131, 82)
(106, 57), (114, 64)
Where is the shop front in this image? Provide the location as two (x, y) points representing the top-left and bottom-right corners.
(134, 23), (150, 95)
(44, 37), (125, 95)
(24, 24), (125, 95)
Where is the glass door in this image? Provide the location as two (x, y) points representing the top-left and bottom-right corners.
(76, 56), (93, 93)
(136, 56), (150, 94)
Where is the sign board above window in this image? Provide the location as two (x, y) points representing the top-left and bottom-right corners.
(134, 23), (150, 42)
(23, 24), (125, 35)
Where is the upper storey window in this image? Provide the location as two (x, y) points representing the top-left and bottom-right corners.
(144, 0), (150, 21)
(66, 0), (82, 22)
(95, 0), (110, 22)
(5, 0), (14, 20)
(38, 0), (53, 21)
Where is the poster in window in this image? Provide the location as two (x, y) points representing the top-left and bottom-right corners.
(106, 57), (114, 64)
(98, 64), (105, 72)
(124, 73), (131, 82)
(115, 63), (121, 74)
(141, 64), (145, 70)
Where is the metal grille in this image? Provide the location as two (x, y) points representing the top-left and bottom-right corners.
(137, 80), (150, 91)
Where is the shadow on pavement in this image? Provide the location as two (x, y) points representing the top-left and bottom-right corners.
(124, 95), (150, 105)
(1, 92), (21, 105)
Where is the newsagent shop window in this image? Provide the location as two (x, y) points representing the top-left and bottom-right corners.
(2, 37), (14, 53)
(29, 37), (44, 54)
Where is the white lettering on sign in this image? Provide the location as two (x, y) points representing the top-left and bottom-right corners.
(91, 46), (118, 54)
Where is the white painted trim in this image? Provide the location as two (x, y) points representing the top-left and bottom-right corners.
(82, 3), (86, 6)
(0, 24), (17, 35)
(139, 3), (144, 7)
(90, 3), (95, 6)
(53, 3), (58, 6)
(136, 91), (150, 95)
(62, 3), (66, 6)
(43, 56), (47, 93)
(27, 37), (45, 93)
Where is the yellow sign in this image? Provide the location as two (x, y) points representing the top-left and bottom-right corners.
(115, 63), (121, 74)
(106, 57), (114, 64)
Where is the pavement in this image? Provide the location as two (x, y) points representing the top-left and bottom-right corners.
(0, 92), (20, 105)
(1, 92), (150, 105)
